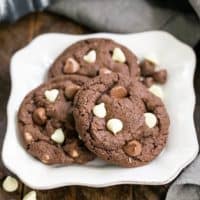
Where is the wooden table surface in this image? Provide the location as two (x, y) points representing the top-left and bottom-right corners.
(0, 12), (199, 200)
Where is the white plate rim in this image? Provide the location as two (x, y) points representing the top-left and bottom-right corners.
(2, 31), (199, 189)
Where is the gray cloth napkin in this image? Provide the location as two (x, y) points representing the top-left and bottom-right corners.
(48, 0), (200, 46)
(166, 154), (200, 200)
(1, 0), (200, 199)
(0, 0), (52, 22)
(189, 0), (200, 18)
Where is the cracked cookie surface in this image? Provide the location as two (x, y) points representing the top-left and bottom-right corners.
(48, 38), (140, 79)
(73, 73), (170, 167)
(18, 75), (95, 165)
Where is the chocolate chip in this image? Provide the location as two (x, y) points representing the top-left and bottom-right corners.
(41, 154), (50, 164)
(32, 107), (47, 125)
(64, 82), (80, 99)
(123, 140), (142, 157)
(63, 141), (80, 158)
(152, 69), (167, 84)
(63, 58), (80, 74)
(140, 59), (156, 76)
(69, 150), (79, 158)
(24, 132), (34, 143)
(99, 68), (112, 75)
(143, 77), (154, 88)
(110, 86), (128, 98)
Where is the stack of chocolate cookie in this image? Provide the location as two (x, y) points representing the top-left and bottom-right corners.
(18, 38), (169, 167)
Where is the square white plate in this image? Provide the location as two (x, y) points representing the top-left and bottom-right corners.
(2, 31), (198, 189)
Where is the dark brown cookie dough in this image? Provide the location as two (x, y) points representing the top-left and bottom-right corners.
(18, 75), (95, 165)
(73, 73), (170, 167)
(48, 38), (140, 79)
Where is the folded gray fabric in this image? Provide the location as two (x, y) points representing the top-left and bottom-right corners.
(48, 0), (200, 46)
(0, 0), (52, 22)
(166, 154), (200, 200)
(1, 0), (200, 200)
(189, 0), (200, 18)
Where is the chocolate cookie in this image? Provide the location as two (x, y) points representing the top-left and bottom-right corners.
(73, 74), (170, 167)
(48, 38), (140, 79)
(18, 75), (95, 165)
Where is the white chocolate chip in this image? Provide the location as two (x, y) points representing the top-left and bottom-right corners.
(112, 47), (126, 63)
(99, 68), (112, 75)
(136, 59), (140, 64)
(78, 134), (82, 140)
(144, 53), (159, 65)
(63, 58), (80, 74)
(83, 50), (96, 63)
(51, 128), (65, 144)
(92, 103), (107, 118)
(2, 176), (19, 192)
(44, 89), (59, 102)
(144, 113), (157, 128)
(23, 191), (37, 200)
(149, 85), (164, 100)
(106, 118), (123, 135)
(139, 76), (144, 81)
